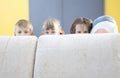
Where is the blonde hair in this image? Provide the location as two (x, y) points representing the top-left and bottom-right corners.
(70, 17), (92, 34)
(42, 18), (62, 33)
(14, 19), (33, 32)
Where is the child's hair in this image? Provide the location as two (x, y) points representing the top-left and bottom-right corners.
(42, 18), (62, 34)
(70, 17), (92, 34)
(14, 19), (33, 32)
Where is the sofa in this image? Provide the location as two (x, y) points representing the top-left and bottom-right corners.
(0, 34), (120, 78)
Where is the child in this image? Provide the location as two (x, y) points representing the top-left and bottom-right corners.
(42, 18), (63, 35)
(90, 15), (118, 33)
(70, 17), (92, 34)
(14, 19), (33, 36)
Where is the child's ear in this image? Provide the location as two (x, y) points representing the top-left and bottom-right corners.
(60, 30), (65, 35)
(14, 32), (16, 36)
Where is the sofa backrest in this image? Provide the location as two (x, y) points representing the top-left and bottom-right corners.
(0, 36), (37, 78)
(34, 34), (120, 78)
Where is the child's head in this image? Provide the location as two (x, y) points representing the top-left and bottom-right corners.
(14, 19), (33, 36)
(91, 15), (118, 33)
(70, 17), (92, 34)
(42, 18), (62, 35)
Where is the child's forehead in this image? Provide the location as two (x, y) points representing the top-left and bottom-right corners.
(45, 25), (60, 30)
(15, 26), (31, 30)
(16, 25), (27, 28)
(46, 28), (55, 30)
(75, 24), (89, 29)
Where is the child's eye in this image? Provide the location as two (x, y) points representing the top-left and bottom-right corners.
(84, 31), (88, 33)
(77, 31), (81, 33)
(18, 31), (21, 34)
(52, 31), (55, 33)
(24, 31), (28, 33)
(46, 32), (49, 34)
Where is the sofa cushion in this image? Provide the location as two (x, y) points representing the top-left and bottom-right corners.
(34, 34), (120, 78)
(0, 36), (37, 78)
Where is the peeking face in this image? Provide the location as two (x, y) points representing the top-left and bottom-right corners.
(43, 28), (60, 35)
(15, 27), (32, 36)
(91, 21), (118, 33)
(95, 28), (110, 33)
(75, 24), (89, 34)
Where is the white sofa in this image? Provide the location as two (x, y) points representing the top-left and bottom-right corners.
(0, 34), (120, 78)
(0, 36), (37, 78)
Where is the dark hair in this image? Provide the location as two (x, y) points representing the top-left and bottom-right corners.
(70, 17), (92, 34)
